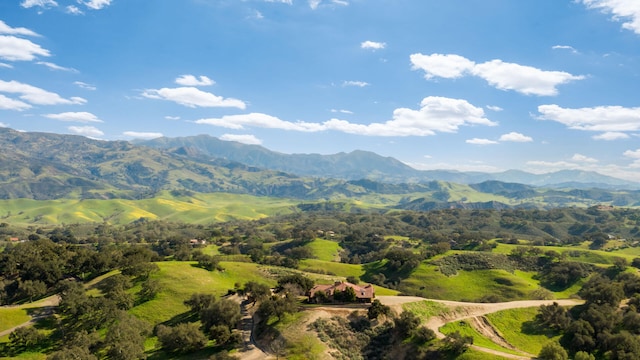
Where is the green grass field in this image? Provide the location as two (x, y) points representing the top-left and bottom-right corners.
(0, 308), (30, 334)
(304, 238), (343, 262)
(486, 307), (562, 355)
(440, 320), (526, 356)
(0, 192), (298, 225)
(129, 261), (276, 324)
(402, 300), (452, 320)
(399, 264), (543, 302)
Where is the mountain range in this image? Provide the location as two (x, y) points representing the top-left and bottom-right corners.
(139, 134), (640, 189)
(1, 127), (640, 209)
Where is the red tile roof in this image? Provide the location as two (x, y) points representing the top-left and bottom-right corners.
(309, 281), (374, 300)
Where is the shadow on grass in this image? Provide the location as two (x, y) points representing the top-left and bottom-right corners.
(147, 345), (240, 360)
(521, 320), (560, 338)
(161, 310), (199, 327)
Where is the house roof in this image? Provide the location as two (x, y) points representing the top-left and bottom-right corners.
(309, 281), (374, 299)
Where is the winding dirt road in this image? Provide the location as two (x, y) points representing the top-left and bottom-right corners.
(1, 293), (582, 359)
(376, 296), (584, 360)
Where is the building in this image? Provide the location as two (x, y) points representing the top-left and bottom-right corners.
(308, 281), (375, 303)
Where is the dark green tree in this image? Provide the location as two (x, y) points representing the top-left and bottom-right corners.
(367, 299), (391, 320)
(185, 293), (216, 313)
(104, 312), (151, 360)
(536, 302), (571, 331)
(244, 281), (271, 304)
(538, 341), (568, 360)
(9, 326), (45, 349)
(200, 298), (241, 333)
(156, 323), (208, 353)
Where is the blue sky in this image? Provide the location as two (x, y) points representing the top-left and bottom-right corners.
(1, 0), (640, 181)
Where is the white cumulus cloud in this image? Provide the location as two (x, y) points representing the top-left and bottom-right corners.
(83, 0), (112, 10)
(624, 149), (640, 159)
(66, 5), (83, 14)
(0, 35), (50, 61)
(20, 0), (58, 9)
(44, 112), (103, 123)
(123, 131), (163, 139)
(175, 75), (215, 87)
(220, 134), (263, 145)
(197, 96), (496, 137)
(572, 154), (598, 163)
(196, 113), (325, 132)
(142, 87), (246, 109)
(410, 53), (475, 79)
(361, 40), (386, 50)
(499, 132), (533, 142)
(537, 104), (640, 132)
(0, 80), (86, 105)
(0, 94), (32, 111)
(580, 0), (640, 35)
(68, 126), (104, 137)
(411, 53), (584, 96)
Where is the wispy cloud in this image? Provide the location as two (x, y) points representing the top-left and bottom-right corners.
(331, 109), (353, 114)
(220, 134), (263, 145)
(593, 132), (630, 140)
(572, 154), (598, 163)
(20, 0), (58, 9)
(82, 0), (112, 10)
(265, 0), (293, 4)
(552, 45), (579, 53)
(68, 125), (103, 137)
(175, 75), (215, 87)
(0, 94), (32, 111)
(361, 40), (386, 50)
(537, 104), (640, 134)
(342, 80), (369, 87)
(196, 96), (496, 137)
(0, 35), (50, 61)
(37, 61), (78, 72)
(122, 131), (163, 139)
(66, 6), (83, 15)
(44, 112), (103, 123)
(142, 87), (246, 109)
(466, 138), (498, 145)
(410, 53), (584, 96)
(580, 0), (640, 35)
(0, 80), (85, 105)
(624, 149), (640, 159)
(74, 81), (97, 91)
(486, 105), (503, 112)
(0, 20), (40, 37)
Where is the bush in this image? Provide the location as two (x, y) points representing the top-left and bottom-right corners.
(538, 341), (568, 360)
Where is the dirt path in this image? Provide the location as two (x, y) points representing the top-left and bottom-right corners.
(375, 296), (583, 360)
(226, 295), (271, 360)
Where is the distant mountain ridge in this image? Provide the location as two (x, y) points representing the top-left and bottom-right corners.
(139, 135), (640, 190)
(1, 127), (639, 211)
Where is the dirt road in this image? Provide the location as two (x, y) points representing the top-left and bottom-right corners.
(376, 295), (583, 359)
